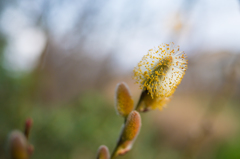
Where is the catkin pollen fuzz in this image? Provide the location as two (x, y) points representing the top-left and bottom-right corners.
(133, 42), (188, 98)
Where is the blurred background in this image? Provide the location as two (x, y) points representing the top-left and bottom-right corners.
(1, 0), (240, 158)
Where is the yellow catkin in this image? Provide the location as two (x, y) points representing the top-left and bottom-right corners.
(133, 42), (188, 99)
(97, 145), (110, 159)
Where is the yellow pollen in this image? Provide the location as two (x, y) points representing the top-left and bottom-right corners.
(133, 43), (188, 98)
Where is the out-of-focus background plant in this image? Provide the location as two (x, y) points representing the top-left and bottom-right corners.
(1, 0), (240, 159)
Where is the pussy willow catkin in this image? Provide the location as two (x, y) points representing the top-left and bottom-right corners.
(133, 42), (188, 98)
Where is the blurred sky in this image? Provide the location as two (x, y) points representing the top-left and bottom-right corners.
(1, 0), (240, 72)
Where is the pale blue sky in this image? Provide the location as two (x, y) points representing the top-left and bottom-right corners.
(1, 0), (240, 72)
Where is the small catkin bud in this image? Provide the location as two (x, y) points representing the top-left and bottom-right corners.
(115, 111), (142, 156)
(96, 145), (110, 159)
(121, 111), (141, 141)
(24, 118), (33, 140)
(8, 130), (29, 159)
(115, 82), (134, 118)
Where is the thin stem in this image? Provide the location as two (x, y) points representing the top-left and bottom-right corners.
(111, 145), (119, 159)
(110, 125), (124, 159)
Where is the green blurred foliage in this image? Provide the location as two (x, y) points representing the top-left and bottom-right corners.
(215, 137), (240, 159)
